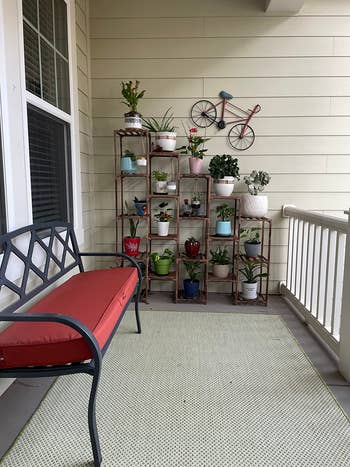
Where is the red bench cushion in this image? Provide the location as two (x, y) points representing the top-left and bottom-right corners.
(0, 268), (138, 369)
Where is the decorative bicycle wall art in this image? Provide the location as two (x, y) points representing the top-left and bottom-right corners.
(190, 91), (261, 151)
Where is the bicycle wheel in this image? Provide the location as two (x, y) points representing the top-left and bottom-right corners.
(228, 124), (255, 151)
(191, 100), (217, 128)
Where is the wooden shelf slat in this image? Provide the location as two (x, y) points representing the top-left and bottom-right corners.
(208, 273), (235, 282)
(149, 272), (176, 281)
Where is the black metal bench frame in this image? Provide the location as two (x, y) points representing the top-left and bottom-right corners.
(0, 222), (142, 466)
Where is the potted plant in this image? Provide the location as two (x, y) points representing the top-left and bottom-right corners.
(152, 170), (168, 194)
(185, 237), (200, 258)
(134, 196), (147, 216)
(123, 202), (140, 257)
(241, 170), (271, 217)
(191, 194), (201, 216)
(154, 202), (172, 236)
(216, 204), (235, 236)
(240, 259), (267, 300)
(178, 127), (210, 175)
(143, 108), (177, 152)
(120, 149), (136, 174)
(136, 155), (147, 167)
(208, 154), (240, 196)
(210, 246), (231, 279)
(151, 248), (175, 276)
(121, 80), (145, 130)
(240, 227), (261, 257)
(183, 261), (201, 298)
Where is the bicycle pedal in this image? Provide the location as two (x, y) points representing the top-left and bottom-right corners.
(217, 120), (226, 130)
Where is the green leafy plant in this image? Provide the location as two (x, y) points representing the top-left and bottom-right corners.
(208, 154), (240, 180)
(152, 170), (168, 181)
(122, 149), (136, 161)
(143, 108), (175, 132)
(244, 170), (271, 195)
(124, 201), (139, 238)
(121, 80), (145, 113)
(178, 127), (210, 159)
(151, 248), (175, 264)
(216, 204), (235, 221)
(154, 202), (173, 222)
(183, 261), (201, 282)
(209, 246), (230, 265)
(240, 227), (260, 244)
(239, 260), (267, 283)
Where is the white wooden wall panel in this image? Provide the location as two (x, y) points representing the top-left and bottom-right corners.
(90, 0), (350, 294)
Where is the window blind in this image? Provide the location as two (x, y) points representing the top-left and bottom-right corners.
(27, 105), (72, 224)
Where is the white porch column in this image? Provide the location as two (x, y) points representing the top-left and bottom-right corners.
(339, 209), (350, 381)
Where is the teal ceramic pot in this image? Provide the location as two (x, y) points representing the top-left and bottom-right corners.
(216, 220), (231, 236)
(121, 156), (136, 173)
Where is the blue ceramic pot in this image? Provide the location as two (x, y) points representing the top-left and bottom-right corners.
(183, 279), (200, 298)
(121, 156), (136, 173)
(216, 220), (231, 236)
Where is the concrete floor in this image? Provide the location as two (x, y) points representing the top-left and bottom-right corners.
(0, 294), (349, 459)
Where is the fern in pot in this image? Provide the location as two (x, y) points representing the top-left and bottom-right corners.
(240, 259), (267, 300)
(121, 80), (145, 130)
(240, 227), (261, 257)
(143, 108), (176, 152)
(208, 154), (240, 196)
(241, 170), (271, 217)
(210, 246), (231, 279)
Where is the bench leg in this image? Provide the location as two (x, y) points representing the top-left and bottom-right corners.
(135, 301), (141, 334)
(88, 369), (102, 467)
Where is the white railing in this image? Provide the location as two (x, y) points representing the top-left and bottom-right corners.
(281, 205), (350, 379)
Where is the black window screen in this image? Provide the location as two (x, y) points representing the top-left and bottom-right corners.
(27, 105), (72, 223)
(0, 124), (6, 234)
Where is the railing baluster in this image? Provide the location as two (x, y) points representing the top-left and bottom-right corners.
(310, 224), (317, 315)
(286, 217), (292, 289)
(323, 229), (332, 327)
(316, 227), (324, 321)
(290, 217), (296, 292)
(304, 222), (311, 307)
(293, 219), (300, 296)
(331, 231), (340, 336)
(299, 221), (306, 302)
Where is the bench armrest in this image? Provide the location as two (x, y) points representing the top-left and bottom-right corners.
(79, 252), (142, 300)
(0, 313), (102, 369)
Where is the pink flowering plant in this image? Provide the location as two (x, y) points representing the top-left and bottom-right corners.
(178, 127), (210, 159)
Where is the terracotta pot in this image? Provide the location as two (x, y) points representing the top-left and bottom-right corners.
(185, 238), (200, 257)
(189, 157), (203, 175)
(123, 237), (140, 257)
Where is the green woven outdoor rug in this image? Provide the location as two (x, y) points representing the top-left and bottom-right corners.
(1, 310), (350, 466)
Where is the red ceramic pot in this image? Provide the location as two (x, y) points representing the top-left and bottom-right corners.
(123, 237), (140, 257)
(185, 238), (200, 258)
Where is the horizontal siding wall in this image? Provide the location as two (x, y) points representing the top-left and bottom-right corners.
(89, 0), (350, 294)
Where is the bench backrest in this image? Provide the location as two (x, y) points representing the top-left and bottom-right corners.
(0, 222), (83, 314)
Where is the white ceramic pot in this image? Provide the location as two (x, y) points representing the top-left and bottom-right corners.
(155, 132), (176, 152)
(213, 264), (230, 279)
(154, 181), (168, 194)
(241, 194), (268, 218)
(242, 281), (258, 300)
(157, 221), (170, 237)
(214, 176), (235, 196)
(136, 157), (147, 166)
(124, 112), (142, 130)
(167, 181), (177, 193)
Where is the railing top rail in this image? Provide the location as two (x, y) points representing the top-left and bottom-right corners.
(282, 205), (348, 234)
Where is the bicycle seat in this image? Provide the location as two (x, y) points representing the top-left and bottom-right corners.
(219, 90), (233, 100)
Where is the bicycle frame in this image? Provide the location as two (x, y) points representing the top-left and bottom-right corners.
(208, 99), (261, 136)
